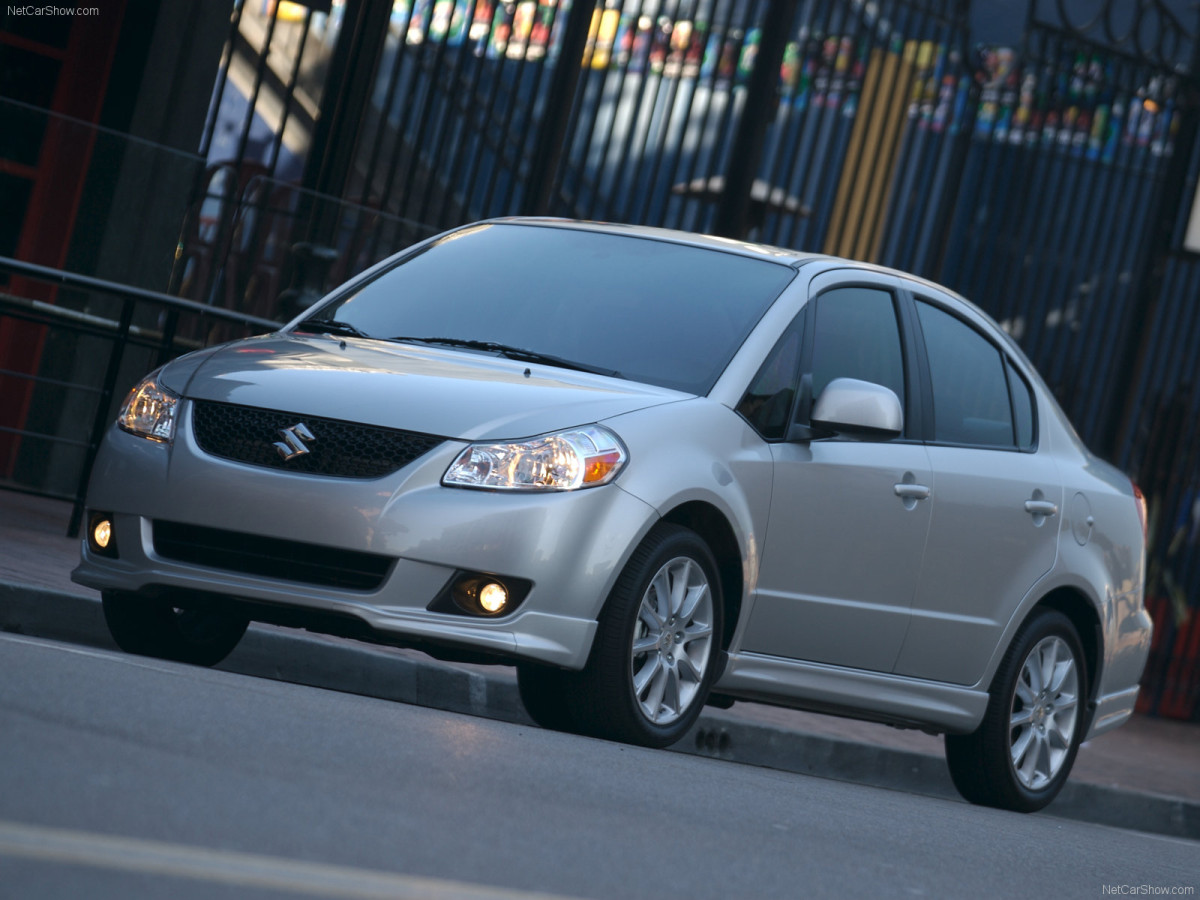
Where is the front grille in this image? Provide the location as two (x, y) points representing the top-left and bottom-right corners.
(153, 521), (394, 591)
(191, 399), (443, 478)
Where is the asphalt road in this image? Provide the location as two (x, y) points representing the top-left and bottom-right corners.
(2, 632), (1196, 900)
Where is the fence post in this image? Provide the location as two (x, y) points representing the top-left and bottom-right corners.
(713, 0), (798, 240)
(524, 0), (600, 217)
(303, 0), (394, 207)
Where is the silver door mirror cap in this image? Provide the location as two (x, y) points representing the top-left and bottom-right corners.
(808, 377), (903, 440)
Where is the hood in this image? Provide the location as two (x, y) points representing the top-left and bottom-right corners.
(170, 333), (687, 441)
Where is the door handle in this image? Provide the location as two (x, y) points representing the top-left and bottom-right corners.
(894, 483), (931, 500)
(1024, 500), (1059, 517)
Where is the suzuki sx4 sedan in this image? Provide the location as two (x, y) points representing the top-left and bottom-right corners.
(74, 219), (1152, 812)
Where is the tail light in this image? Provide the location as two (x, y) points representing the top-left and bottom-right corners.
(1132, 482), (1148, 541)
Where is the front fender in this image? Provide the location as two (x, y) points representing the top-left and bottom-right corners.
(604, 400), (773, 616)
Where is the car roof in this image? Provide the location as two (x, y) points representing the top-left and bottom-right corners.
(484, 216), (825, 267)
(482, 218), (962, 299)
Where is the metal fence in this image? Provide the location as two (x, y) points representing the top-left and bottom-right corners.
(554, 0), (973, 253)
(0, 257), (280, 534)
(168, 164), (439, 322)
(200, 1), (976, 251)
(1115, 97), (1200, 721)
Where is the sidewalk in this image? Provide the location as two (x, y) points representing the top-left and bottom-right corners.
(2, 489), (1197, 840)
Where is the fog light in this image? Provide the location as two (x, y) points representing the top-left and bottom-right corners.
(428, 572), (532, 618)
(93, 519), (112, 550)
(87, 512), (118, 558)
(479, 582), (508, 614)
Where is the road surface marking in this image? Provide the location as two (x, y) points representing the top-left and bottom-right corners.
(0, 819), (579, 900)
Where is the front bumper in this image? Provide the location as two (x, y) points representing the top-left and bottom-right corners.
(73, 405), (658, 668)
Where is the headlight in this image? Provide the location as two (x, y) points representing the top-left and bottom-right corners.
(443, 425), (626, 491)
(117, 374), (179, 442)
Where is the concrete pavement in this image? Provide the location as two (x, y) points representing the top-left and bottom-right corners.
(2, 489), (1197, 841)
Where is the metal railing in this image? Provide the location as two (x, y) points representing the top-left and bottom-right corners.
(0, 256), (281, 537)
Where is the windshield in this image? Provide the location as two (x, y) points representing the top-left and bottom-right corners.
(302, 223), (796, 395)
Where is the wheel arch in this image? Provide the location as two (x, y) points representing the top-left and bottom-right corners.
(1029, 586), (1103, 712)
(661, 500), (743, 652)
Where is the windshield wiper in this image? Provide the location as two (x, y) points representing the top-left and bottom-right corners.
(389, 336), (621, 379)
(296, 318), (372, 339)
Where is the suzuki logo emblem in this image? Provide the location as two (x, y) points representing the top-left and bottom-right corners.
(274, 423), (315, 461)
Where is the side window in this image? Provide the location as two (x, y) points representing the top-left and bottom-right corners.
(809, 286), (906, 423)
(737, 316), (803, 440)
(1006, 359), (1036, 449)
(916, 300), (1014, 448)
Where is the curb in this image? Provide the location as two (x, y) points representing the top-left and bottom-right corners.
(0, 582), (531, 725)
(3, 583), (1197, 842)
(681, 716), (1200, 840)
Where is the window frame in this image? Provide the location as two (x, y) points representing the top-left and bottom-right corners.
(905, 291), (1040, 453)
(796, 278), (924, 442)
(735, 312), (806, 441)
(1005, 356), (1038, 452)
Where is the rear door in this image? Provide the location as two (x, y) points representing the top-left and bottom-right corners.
(892, 295), (1060, 686)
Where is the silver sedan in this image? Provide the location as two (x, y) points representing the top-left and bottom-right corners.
(74, 218), (1151, 813)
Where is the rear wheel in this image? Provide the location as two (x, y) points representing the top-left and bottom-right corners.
(572, 524), (722, 748)
(945, 608), (1087, 812)
(102, 590), (249, 667)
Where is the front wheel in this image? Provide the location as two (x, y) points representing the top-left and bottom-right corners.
(945, 608), (1087, 812)
(516, 664), (581, 733)
(572, 524), (723, 748)
(102, 590), (249, 667)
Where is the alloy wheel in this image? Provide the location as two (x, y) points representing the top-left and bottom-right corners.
(1008, 635), (1080, 790)
(629, 555), (715, 726)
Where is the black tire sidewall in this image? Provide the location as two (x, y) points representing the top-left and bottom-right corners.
(949, 608), (1088, 812)
(578, 524), (724, 748)
(516, 663), (580, 733)
(102, 590), (248, 667)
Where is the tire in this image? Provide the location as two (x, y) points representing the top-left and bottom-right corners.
(102, 590), (249, 667)
(516, 664), (581, 733)
(571, 524), (723, 748)
(945, 608), (1087, 812)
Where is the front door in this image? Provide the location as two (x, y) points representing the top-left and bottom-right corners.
(742, 280), (933, 672)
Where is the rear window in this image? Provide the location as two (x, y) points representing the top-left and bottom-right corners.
(916, 300), (1015, 448)
(309, 223), (795, 395)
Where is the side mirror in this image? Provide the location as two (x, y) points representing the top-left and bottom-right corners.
(806, 377), (903, 440)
